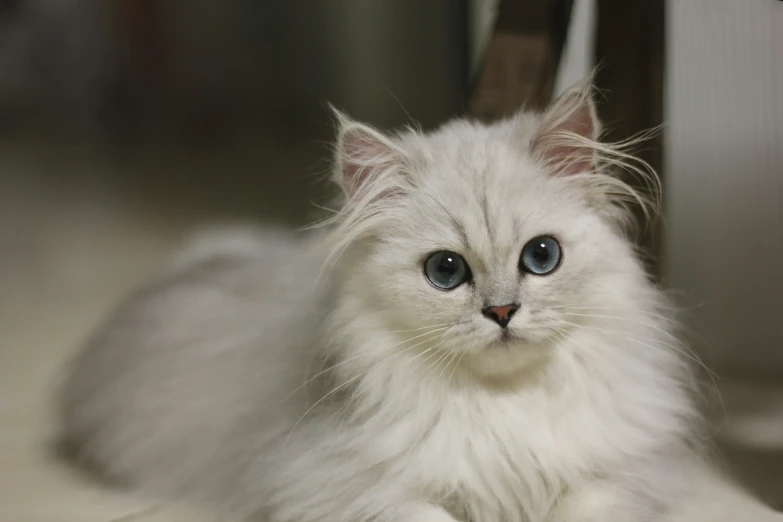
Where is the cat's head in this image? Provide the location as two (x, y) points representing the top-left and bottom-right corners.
(324, 83), (659, 379)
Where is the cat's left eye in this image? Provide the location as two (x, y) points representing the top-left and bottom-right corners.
(520, 236), (562, 275)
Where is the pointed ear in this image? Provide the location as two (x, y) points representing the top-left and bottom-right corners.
(332, 109), (409, 199)
(531, 83), (601, 176)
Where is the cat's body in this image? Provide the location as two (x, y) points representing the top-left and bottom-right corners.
(60, 84), (700, 521)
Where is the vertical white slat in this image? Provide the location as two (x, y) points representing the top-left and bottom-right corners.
(554, 0), (596, 96)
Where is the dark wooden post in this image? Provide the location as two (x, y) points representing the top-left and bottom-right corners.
(0, 0), (21, 15)
(594, 0), (666, 272)
(116, 0), (166, 90)
(467, 0), (574, 120)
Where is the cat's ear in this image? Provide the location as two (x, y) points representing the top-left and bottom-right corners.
(531, 82), (601, 176)
(332, 109), (409, 199)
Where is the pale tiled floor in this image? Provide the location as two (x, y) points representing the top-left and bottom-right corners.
(0, 130), (322, 521)
(0, 132), (781, 521)
(0, 135), (208, 521)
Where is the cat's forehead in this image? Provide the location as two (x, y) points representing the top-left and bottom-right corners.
(404, 123), (583, 259)
(408, 117), (534, 165)
(409, 117), (548, 188)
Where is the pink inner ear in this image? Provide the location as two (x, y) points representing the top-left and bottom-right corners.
(341, 131), (376, 193)
(339, 126), (402, 198)
(534, 96), (598, 177)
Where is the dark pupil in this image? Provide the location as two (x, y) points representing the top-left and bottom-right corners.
(437, 257), (458, 277)
(532, 244), (550, 265)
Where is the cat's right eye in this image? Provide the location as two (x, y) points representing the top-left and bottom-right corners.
(424, 251), (471, 290)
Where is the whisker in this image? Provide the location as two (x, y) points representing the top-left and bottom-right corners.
(387, 323), (452, 333)
(548, 305), (677, 324)
(559, 320), (725, 430)
(279, 326), (449, 408)
(284, 328), (455, 446)
(421, 346), (453, 377)
(283, 369), (366, 449)
(362, 337), (452, 419)
(401, 336), (452, 370)
(557, 312), (714, 374)
(435, 350), (462, 384)
(447, 353), (465, 383)
(547, 326), (648, 375)
(559, 312), (687, 345)
(557, 320), (718, 380)
(437, 350), (459, 381)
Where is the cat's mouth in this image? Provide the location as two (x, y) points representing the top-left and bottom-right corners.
(487, 329), (522, 348)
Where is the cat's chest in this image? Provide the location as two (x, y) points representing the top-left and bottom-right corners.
(388, 399), (568, 522)
(395, 393), (592, 521)
(424, 397), (538, 463)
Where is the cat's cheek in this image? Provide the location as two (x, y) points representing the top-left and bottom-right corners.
(384, 275), (474, 330)
(520, 278), (567, 313)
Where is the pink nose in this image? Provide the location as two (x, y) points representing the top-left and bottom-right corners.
(482, 304), (519, 328)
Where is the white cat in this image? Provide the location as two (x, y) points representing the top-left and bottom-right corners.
(59, 82), (706, 521)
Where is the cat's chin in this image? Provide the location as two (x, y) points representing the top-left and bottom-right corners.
(467, 336), (553, 381)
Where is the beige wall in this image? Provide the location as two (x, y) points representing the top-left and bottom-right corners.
(664, 0), (783, 374)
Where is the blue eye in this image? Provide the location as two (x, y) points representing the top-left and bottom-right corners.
(424, 251), (471, 290)
(520, 236), (562, 275)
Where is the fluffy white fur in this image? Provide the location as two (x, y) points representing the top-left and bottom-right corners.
(59, 83), (702, 522)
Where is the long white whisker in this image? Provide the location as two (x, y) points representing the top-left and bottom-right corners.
(557, 320), (718, 380)
(421, 346), (453, 377)
(553, 323), (726, 438)
(447, 353), (465, 383)
(401, 336), (452, 370)
(548, 304), (677, 324)
(363, 336), (452, 420)
(557, 312), (713, 372)
(435, 350), (461, 384)
(283, 328), (456, 447)
(278, 326), (449, 409)
(284, 370), (366, 449)
(559, 312), (687, 345)
(387, 323), (452, 333)
(548, 326), (647, 376)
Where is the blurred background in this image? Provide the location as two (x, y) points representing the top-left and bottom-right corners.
(0, 0), (780, 520)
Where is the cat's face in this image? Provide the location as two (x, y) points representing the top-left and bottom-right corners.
(330, 85), (649, 377)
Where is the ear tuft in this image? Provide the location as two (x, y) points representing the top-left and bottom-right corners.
(531, 82), (601, 176)
(332, 108), (408, 199)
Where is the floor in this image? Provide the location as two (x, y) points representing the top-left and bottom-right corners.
(0, 130), (781, 521)
(0, 128), (322, 521)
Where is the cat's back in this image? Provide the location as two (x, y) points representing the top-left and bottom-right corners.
(57, 226), (325, 497)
